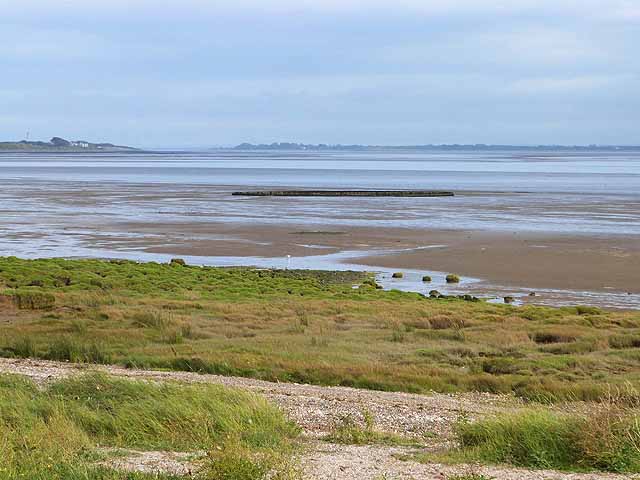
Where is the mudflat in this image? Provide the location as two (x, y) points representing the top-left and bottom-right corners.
(2, 171), (639, 302)
(103, 221), (640, 294)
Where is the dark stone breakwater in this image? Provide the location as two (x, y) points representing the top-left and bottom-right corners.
(232, 190), (455, 197)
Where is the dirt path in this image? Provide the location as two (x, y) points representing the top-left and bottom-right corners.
(0, 357), (635, 480)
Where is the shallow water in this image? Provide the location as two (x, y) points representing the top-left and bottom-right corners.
(2, 150), (639, 235)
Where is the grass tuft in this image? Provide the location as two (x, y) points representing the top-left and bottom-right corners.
(449, 405), (640, 472)
(12, 289), (55, 309)
(0, 373), (298, 479)
(325, 410), (420, 447)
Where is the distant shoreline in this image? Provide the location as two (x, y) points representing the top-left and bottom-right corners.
(0, 137), (139, 153)
(0, 147), (141, 153)
(233, 142), (640, 152)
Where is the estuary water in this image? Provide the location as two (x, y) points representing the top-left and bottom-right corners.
(1, 149), (639, 235)
(1, 149), (639, 309)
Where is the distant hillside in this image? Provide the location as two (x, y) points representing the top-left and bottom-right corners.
(234, 142), (640, 152)
(0, 137), (138, 152)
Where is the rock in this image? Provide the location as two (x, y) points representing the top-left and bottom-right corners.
(529, 292), (536, 296)
(422, 275), (432, 282)
(429, 290), (441, 298)
(457, 294), (479, 302)
(170, 258), (186, 266)
(445, 274), (460, 283)
(504, 296), (515, 304)
(392, 272), (404, 279)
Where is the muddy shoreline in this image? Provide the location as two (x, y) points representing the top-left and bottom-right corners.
(90, 221), (640, 296)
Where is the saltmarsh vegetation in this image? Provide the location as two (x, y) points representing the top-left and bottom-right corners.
(3, 257), (640, 474)
(1, 256), (640, 405)
(325, 410), (419, 447)
(0, 372), (298, 479)
(426, 391), (640, 473)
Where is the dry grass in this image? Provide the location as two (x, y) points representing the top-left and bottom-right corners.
(1, 257), (640, 402)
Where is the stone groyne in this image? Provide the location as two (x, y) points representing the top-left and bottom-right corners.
(232, 190), (455, 197)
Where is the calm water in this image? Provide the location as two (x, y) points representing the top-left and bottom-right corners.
(1, 150), (640, 192)
(1, 149), (639, 235)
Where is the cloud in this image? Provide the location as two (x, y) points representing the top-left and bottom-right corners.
(0, 0), (638, 145)
(2, 0), (634, 18)
(507, 75), (625, 94)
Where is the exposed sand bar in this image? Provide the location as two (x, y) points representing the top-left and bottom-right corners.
(233, 190), (454, 197)
(101, 222), (640, 295)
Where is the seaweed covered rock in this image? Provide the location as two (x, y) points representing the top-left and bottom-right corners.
(446, 274), (460, 283)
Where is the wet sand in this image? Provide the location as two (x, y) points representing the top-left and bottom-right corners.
(353, 230), (640, 293)
(95, 221), (640, 294)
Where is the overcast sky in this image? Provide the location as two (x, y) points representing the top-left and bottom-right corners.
(1, 0), (639, 147)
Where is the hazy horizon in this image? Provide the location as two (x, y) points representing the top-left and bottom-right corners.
(2, 1), (639, 148)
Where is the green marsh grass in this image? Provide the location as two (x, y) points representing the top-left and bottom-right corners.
(1, 257), (640, 403)
(428, 397), (640, 473)
(0, 373), (298, 479)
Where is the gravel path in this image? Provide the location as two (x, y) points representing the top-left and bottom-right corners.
(0, 357), (635, 480)
(0, 357), (514, 439)
(300, 442), (640, 480)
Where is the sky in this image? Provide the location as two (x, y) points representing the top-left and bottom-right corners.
(1, 0), (639, 148)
